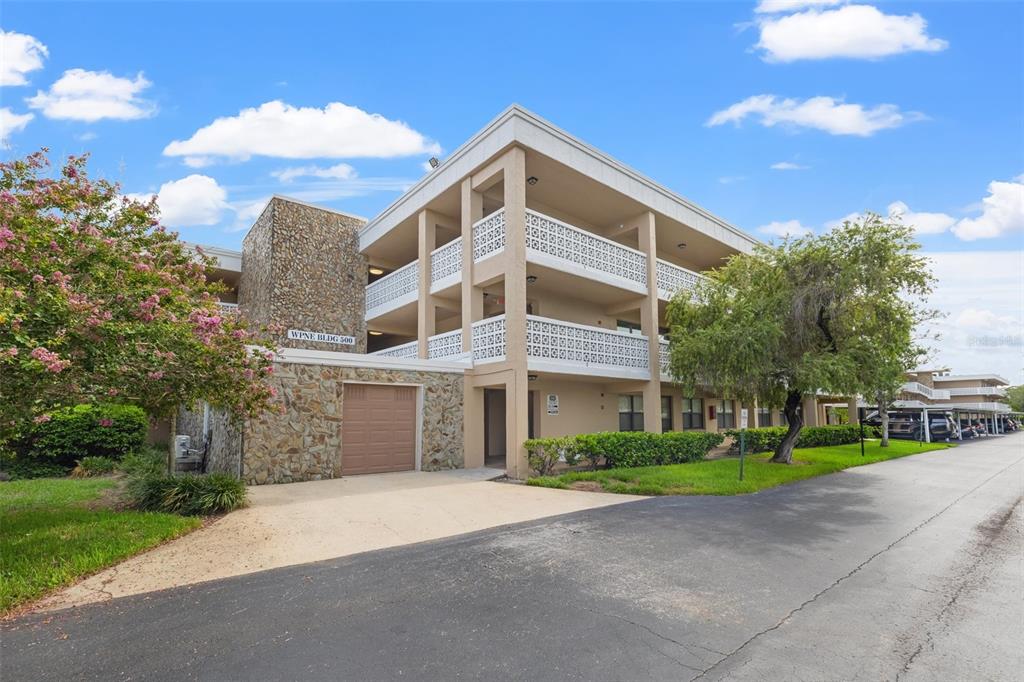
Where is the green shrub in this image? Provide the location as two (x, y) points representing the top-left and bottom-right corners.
(70, 456), (117, 478)
(527, 431), (724, 471)
(524, 436), (581, 475)
(118, 447), (167, 478)
(0, 454), (69, 480)
(128, 473), (246, 515)
(724, 424), (879, 454)
(27, 404), (148, 466)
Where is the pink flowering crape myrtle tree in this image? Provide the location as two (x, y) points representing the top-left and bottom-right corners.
(0, 151), (278, 450)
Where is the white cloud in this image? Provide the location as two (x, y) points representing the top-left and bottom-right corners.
(755, 0), (842, 14)
(227, 197), (272, 232)
(271, 162), (357, 183)
(0, 107), (33, 146)
(718, 175), (745, 185)
(76, 131), (98, 142)
(127, 175), (229, 228)
(27, 69), (156, 121)
(758, 219), (814, 238)
(756, 5), (948, 62)
(921, 251), (1024, 385)
(707, 94), (923, 137)
(951, 177), (1024, 241)
(887, 201), (956, 235)
(0, 30), (48, 86)
(163, 101), (440, 165)
(770, 161), (809, 170)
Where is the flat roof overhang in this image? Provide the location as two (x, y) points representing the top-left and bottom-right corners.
(359, 105), (760, 257)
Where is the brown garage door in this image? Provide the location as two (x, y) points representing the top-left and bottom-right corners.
(341, 384), (417, 475)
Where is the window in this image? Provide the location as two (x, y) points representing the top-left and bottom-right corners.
(718, 400), (735, 429)
(661, 396), (673, 432)
(682, 397), (704, 430)
(757, 407), (772, 427)
(779, 411), (788, 426)
(616, 320), (642, 335)
(618, 395), (644, 432)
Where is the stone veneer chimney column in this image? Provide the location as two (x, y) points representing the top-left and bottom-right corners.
(239, 197), (368, 353)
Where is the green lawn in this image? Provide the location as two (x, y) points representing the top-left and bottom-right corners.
(0, 478), (200, 614)
(527, 439), (954, 496)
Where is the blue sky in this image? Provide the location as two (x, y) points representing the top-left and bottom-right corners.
(2, 1), (1022, 381)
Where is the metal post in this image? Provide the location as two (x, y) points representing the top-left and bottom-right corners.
(922, 408), (931, 443)
(859, 415), (865, 457)
(739, 429), (745, 481)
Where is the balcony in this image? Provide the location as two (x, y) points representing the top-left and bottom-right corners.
(945, 386), (1007, 397)
(901, 381), (951, 401)
(471, 314), (650, 380)
(364, 208), (706, 320)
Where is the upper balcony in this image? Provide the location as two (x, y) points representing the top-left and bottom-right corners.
(944, 386), (1007, 398)
(901, 381), (952, 401)
(364, 208), (706, 321)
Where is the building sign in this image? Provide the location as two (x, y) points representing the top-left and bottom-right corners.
(547, 394), (559, 416)
(740, 408), (749, 429)
(287, 329), (356, 346)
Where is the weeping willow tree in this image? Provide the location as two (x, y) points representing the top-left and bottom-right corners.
(667, 214), (935, 464)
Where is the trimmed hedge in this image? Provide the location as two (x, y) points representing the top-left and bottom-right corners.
(525, 431), (724, 474)
(723, 424), (880, 454)
(28, 403), (148, 466)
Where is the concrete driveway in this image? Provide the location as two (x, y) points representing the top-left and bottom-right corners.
(36, 468), (640, 612)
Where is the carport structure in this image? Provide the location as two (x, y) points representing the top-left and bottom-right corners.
(888, 399), (1017, 442)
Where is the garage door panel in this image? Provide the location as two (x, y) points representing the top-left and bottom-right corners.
(342, 383), (418, 475)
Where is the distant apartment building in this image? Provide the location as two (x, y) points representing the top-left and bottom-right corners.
(896, 369), (1013, 436)
(187, 106), (849, 484)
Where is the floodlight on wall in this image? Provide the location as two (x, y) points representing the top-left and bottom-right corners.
(527, 176), (539, 185)
(428, 157), (440, 169)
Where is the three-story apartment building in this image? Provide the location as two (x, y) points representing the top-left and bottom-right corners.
(186, 106), (836, 484)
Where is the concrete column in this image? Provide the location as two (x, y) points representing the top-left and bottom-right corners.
(417, 210), (437, 359)
(802, 396), (819, 426)
(463, 378), (485, 468)
(637, 211), (662, 433)
(502, 147), (531, 479)
(460, 179), (483, 352)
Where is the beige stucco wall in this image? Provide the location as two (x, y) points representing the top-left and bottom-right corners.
(531, 379), (618, 438)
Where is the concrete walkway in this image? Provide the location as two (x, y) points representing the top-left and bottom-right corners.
(36, 468), (640, 612)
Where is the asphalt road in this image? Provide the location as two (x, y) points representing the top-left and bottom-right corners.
(3, 434), (1022, 681)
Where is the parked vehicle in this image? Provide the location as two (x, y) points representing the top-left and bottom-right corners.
(863, 410), (958, 441)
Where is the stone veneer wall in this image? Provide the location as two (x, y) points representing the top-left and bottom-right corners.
(239, 197), (368, 353)
(241, 362), (463, 485)
(206, 408), (243, 476)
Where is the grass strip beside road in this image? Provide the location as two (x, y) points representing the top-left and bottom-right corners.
(527, 439), (954, 496)
(0, 478), (200, 614)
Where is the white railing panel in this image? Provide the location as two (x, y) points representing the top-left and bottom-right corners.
(659, 338), (670, 377)
(656, 259), (703, 300)
(427, 330), (464, 359)
(525, 209), (646, 290)
(525, 315), (649, 372)
(473, 209), (506, 262)
(947, 386), (1005, 397)
(430, 237), (462, 290)
(901, 381), (951, 401)
(368, 340), (418, 358)
(471, 315), (507, 363)
(365, 260), (419, 317)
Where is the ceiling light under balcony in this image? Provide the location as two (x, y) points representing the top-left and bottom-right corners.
(677, 242), (687, 250)
(526, 275), (538, 284)
(368, 267), (384, 275)
(368, 330), (383, 336)
(527, 176), (539, 185)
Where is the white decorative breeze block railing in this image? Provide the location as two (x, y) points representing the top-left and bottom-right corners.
(473, 209), (506, 262)
(430, 237), (462, 289)
(216, 301), (239, 309)
(659, 338), (670, 377)
(369, 340), (418, 358)
(365, 260), (419, 317)
(946, 386), (1006, 397)
(525, 209), (647, 291)
(525, 315), (649, 372)
(656, 259), (703, 300)
(427, 330), (464, 359)
(471, 314), (507, 363)
(901, 381), (951, 401)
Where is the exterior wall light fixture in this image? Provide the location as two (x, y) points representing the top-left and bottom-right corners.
(527, 176), (539, 185)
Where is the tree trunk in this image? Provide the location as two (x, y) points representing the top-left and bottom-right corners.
(167, 411), (177, 475)
(877, 392), (890, 448)
(771, 390), (804, 464)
